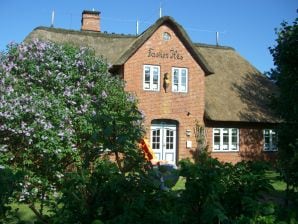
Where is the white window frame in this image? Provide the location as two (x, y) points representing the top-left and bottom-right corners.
(263, 129), (278, 151)
(212, 128), (239, 151)
(143, 65), (160, 91)
(172, 67), (188, 93)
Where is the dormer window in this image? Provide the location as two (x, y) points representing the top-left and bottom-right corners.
(143, 65), (160, 91)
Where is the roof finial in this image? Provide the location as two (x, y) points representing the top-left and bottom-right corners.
(51, 10), (55, 27)
(216, 31), (219, 46)
(159, 2), (162, 18)
(136, 19), (139, 35)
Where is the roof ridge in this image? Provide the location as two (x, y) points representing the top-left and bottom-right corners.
(33, 26), (137, 39)
(194, 42), (235, 50)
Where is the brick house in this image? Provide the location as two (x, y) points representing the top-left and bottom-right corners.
(26, 10), (279, 164)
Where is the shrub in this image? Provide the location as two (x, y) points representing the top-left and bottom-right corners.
(0, 40), (144, 222)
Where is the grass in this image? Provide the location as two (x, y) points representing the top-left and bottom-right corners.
(172, 176), (186, 190)
(5, 203), (37, 224)
(172, 170), (288, 192)
(11, 203), (37, 224)
(265, 170), (287, 191)
(7, 202), (53, 224)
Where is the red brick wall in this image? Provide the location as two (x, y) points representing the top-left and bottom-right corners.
(123, 24), (205, 162)
(206, 126), (277, 163)
(121, 23), (277, 164)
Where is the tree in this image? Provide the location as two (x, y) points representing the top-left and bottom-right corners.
(269, 17), (298, 195)
(0, 40), (144, 222)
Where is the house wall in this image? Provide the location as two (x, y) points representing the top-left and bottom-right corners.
(123, 24), (205, 162)
(206, 126), (277, 163)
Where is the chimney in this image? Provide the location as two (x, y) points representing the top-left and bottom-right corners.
(81, 10), (100, 32)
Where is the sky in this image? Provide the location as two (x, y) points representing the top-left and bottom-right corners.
(0, 0), (297, 73)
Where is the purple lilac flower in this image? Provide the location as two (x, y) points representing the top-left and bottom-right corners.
(3, 61), (17, 73)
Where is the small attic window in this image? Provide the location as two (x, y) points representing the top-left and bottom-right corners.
(163, 32), (171, 41)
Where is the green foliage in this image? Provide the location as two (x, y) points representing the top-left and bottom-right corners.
(0, 167), (24, 223)
(268, 16), (298, 199)
(51, 159), (181, 224)
(178, 153), (276, 223)
(0, 40), (144, 222)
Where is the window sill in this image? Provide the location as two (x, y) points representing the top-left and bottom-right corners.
(212, 150), (239, 153)
(143, 89), (160, 92)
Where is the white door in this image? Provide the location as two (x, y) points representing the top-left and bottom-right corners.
(151, 124), (176, 164)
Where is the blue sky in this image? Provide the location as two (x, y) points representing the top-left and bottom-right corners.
(0, 0), (297, 73)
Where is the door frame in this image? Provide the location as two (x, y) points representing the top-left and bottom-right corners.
(150, 119), (179, 164)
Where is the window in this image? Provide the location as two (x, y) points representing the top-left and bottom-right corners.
(172, 67), (188, 93)
(143, 65), (160, 91)
(163, 32), (171, 41)
(213, 128), (239, 151)
(263, 129), (278, 151)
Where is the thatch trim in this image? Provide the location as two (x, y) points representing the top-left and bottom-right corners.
(113, 16), (214, 75)
(204, 119), (278, 129)
(193, 42), (235, 50)
(29, 26), (136, 39)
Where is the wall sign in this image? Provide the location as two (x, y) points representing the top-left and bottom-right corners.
(147, 48), (183, 60)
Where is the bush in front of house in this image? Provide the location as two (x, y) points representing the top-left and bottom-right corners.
(178, 150), (277, 224)
(0, 40), (144, 223)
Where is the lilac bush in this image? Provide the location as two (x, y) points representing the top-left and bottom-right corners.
(0, 40), (144, 217)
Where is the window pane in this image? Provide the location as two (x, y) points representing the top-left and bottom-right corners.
(145, 67), (150, 79)
(172, 69), (179, 92)
(214, 129), (220, 150)
(153, 68), (158, 81)
(222, 128), (229, 150)
(181, 70), (186, 91)
(231, 128), (238, 150)
(153, 67), (159, 90)
(166, 130), (174, 150)
(271, 130), (277, 150)
(173, 70), (178, 84)
(264, 129), (270, 150)
(264, 129), (270, 135)
(152, 129), (160, 149)
(144, 66), (150, 89)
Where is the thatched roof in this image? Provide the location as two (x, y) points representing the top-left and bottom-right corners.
(25, 27), (136, 64)
(25, 16), (279, 123)
(195, 44), (279, 123)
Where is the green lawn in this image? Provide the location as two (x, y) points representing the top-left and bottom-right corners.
(265, 170), (287, 191)
(172, 170), (288, 192)
(172, 176), (186, 190)
(6, 203), (37, 224)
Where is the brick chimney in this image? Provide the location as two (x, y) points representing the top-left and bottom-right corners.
(81, 10), (100, 32)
